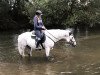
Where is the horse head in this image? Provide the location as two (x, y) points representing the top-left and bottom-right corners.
(65, 29), (76, 47)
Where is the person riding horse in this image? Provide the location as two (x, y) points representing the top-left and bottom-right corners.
(33, 10), (46, 49)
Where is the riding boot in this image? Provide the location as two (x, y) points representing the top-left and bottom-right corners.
(40, 43), (45, 49)
(36, 40), (41, 50)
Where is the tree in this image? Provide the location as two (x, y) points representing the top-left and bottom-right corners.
(0, 0), (100, 30)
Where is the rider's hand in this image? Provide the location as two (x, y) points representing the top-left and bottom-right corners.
(42, 26), (46, 30)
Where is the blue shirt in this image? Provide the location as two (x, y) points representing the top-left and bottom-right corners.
(33, 15), (44, 31)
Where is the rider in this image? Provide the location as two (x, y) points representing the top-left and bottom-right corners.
(33, 10), (46, 49)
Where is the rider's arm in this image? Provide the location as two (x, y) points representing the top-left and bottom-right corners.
(34, 17), (44, 30)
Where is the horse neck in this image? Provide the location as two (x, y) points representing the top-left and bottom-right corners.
(46, 30), (66, 42)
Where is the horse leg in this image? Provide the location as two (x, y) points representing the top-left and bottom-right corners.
(29, 48), (33, 57)
(45, 47), (50, 57)
(26, 45), (32, 57)
(45, 47), (55, 61)
(21, 46), (26, 57)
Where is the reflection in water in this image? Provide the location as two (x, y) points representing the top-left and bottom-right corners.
(0, 31), (100, 75)
(45, 64), (56, 75)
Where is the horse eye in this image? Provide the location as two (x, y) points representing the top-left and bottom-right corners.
(69, 32), (72, 36)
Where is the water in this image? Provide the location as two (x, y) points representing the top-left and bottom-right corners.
(0, 31), (100, 75)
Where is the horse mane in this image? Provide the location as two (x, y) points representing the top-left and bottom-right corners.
(30, 28), (74, 36)
(48, 29), (61, 30)
(49, 28), (73, 31)
(66, 28), (74, 34)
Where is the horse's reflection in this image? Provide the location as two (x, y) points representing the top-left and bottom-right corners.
(18, 60), (57, 75)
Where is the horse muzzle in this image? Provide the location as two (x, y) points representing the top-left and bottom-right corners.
(68, 41), (77, 47)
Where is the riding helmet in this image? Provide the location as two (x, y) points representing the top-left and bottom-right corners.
(36, 10), (43, 15)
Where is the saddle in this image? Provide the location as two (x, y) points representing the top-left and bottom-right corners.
(31, 31), (46, 49)
(31, 31), (36, 39)
(31, 31), (46, 43)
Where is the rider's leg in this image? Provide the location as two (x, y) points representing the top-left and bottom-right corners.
(40, 43), (45, 49)
(35, 31), (41, 49)
(35, 31), (45, 50)
(36, 39), (41, 48)
(39, 33), (45, 49)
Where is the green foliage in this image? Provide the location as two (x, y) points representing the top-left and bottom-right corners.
(0, 0), (100, 30)
(0, 1), (10, 16)
(24, 0), (100, 28)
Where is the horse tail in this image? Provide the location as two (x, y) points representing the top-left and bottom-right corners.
(18, 44), (22, 56)
(18, 35), (26, 56)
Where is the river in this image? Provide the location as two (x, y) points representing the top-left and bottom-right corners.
(0, 30), (100, 75)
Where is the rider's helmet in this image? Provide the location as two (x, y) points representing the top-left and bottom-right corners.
(36, 10), (43, 15)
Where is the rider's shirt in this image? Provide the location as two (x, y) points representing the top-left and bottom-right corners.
(33, 15), (44, 31)
(33, 15), (44, 39)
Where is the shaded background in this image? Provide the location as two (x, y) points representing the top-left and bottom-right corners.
(0, 0), (100, 31)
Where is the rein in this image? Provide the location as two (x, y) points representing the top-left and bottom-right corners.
(45, 34), (56, 43)
(45, 29), (59, 42)
(46, 29), (58, 39)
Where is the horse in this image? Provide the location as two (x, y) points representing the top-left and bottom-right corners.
(18, 29), (76, 59)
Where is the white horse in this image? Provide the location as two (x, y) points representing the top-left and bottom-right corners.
(18, 29), (76, 59)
